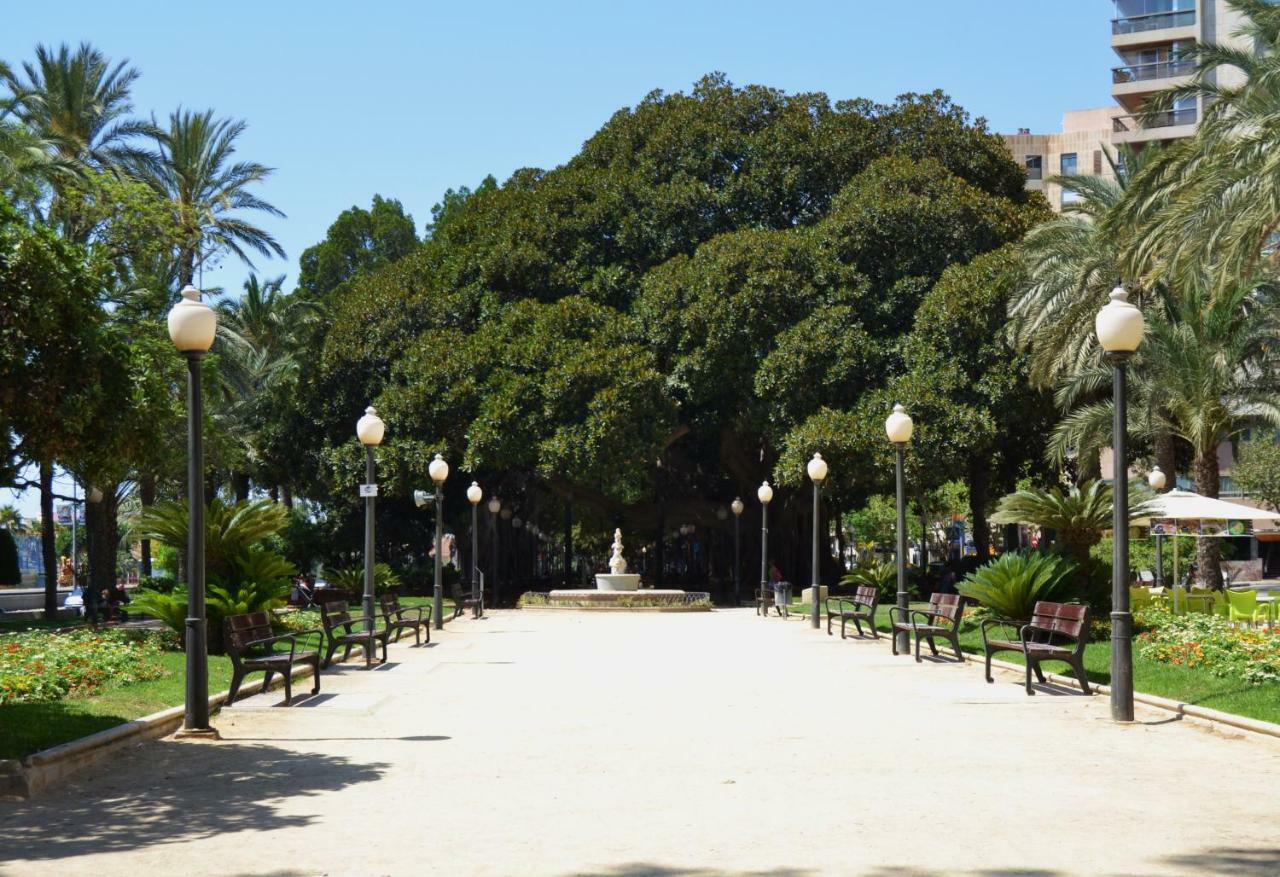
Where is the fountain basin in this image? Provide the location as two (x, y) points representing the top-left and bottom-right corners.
(594, 573), (641, 592)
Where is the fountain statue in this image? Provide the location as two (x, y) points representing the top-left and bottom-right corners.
(595, 528), (640, 591)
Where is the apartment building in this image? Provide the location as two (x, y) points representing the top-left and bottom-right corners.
(1002, 109), (1118, 212)
(1003, 1), (1251, 210)
(1110, 0), (1248, 146)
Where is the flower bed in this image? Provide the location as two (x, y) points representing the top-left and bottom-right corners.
(0, 629), (170, 704)
(1136, 608), (1280, 685)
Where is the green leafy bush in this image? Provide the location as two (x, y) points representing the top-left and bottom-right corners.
(1136, 607), (1280, 685)
(839, 561), (903, 603)
(0, 629), (168, 704)
(326, 563), (402, 595)
(957, 551), (1077, 623)
(137, 575), (177, 594)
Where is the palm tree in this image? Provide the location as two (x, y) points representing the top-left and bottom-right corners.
(1112, 0), (1280, 291)
(1010, 145), (1162, 389)
(141, 109), (285, 285)
(2, 43), (154, 235)
(1049, 280), (1280, 585)
(218, 274), (321, 358)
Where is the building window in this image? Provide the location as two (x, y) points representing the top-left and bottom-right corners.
(1060, 153), (1078, 175)
(1025, 155), (1043, 181)
(1093, 150), (1103, 174)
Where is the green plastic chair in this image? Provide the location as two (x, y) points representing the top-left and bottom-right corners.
(1129, 587), (1153, 612)
(1225, 589), (1275, 626)
(1187, 587), (1217, 616)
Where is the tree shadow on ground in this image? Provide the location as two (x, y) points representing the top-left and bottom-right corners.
(1156, 847), (1280, 876)
(562, 867), (813, 877)
(862, 868), (1062, 877)
(0, 740), (387, 864)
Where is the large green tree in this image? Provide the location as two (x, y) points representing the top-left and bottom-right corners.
(289, 77), (1040, 586)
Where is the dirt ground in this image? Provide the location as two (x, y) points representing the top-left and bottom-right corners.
(1, 608), (1278, 877)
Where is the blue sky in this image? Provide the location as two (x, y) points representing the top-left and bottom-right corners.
(2, 0), (1118, 515)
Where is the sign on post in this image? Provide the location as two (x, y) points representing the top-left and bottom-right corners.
(359, 484), (378, 498)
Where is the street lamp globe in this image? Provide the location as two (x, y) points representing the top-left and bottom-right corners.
(1148, 466), (1167, 491)
(512, 516), (523, 529)
(488, 497), (501, 515)
(167, 285), (217, 353)
(428, 453), (449, 484)
(807, 452), (828, 483)
(885, 403), (914, 444)
(356, 406), (385, 446)
(467, 482), (483, 505)
(1096, 285), (1145, 353)
(731, 498), (744, 516)
(758, 481), (773, 504)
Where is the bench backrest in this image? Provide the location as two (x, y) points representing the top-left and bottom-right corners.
(855, 585), (878, 605)
(1029, 601), (1089, 640)
(926, 592), (965, 624)
(321, 600), (352, 631)
(225, 611), (273, 656)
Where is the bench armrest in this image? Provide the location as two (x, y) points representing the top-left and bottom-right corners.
(887, 605), (912, 624)
(979, 618), (1018, 646)
(826, 598), (864, 614)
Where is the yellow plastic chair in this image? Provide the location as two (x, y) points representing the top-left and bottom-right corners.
(1129, 587), (1153, 612)
(1225, 589), (1275, 626)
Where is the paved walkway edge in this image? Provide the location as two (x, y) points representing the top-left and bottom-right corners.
(986, 656), (1280, 740)
(0, 663), (317, 800)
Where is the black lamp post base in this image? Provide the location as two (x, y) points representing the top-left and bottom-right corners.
(174, 726), (221, 740)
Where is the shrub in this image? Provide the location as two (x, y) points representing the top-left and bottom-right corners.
(839, 561), (905, 603)
(137, 575), (177, 594)
(326, 563), (402, 595)
(1136, 607), (1280, 685)
(957, 551), (1077, 623)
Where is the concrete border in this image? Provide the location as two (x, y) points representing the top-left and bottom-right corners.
(0, 663), (317, 800)
(985, 656), (1280, 741)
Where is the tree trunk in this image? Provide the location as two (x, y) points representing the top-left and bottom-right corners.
(1193, 449), (1223, 588)
(968, 465), (991, 562)
(40, 462), (58, 620)
(139, 473), (156, 578)
(231, 471), (250, 503)
(85, 487), (118, 624)
(282, 484), (294, 509)
(1154, 424), (1177, 489)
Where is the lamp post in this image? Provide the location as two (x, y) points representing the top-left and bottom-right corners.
(885, 403), (914, 655)
(488, 497), (501, 607)
(731, 497), (744, 606)
(758, 481), (773, 613)
(807, 453), (828, 629)
(167, 284), (217, 736)
(1148, 466), (1166, 589)
(467, 482), (483, 617)
(429, 454), (449, 630)
(356, 407), (385, 635)
(500, 507), (512, 587)
(1097, 284), (1145, 722)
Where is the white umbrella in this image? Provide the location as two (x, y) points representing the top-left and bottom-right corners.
(1137, 489), (1280, 527)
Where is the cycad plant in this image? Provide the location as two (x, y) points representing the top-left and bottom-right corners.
(839, 560), (901, 604)
(326, 563), (403, 596)
(957, 552), (1077, 624)
(132, 498), (295, 650)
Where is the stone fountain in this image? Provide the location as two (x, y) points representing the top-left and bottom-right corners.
(594, 528), (641, 591)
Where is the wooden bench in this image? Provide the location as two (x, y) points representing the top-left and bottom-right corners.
(889, 593), (966, 663)
(981, 601), (1092, 696)
(826, 585), (879, 639)
(451, 579), (483, 621)
(320, 600), (389, 669)
(380, 592), (430, 645)
(224, 611), (321, 705)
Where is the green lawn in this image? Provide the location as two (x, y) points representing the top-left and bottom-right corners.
(0, 651), (235, 761)
(0, 595), (463, 761)
(799, 600), (1280, 726)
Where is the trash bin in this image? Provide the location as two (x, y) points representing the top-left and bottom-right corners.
(773, 582), (792, 617)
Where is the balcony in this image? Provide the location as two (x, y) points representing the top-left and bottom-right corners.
(1112, 58), (1195, 83)
(1113, 108), (1197, 132)
(1112, 9), (1196, 35)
